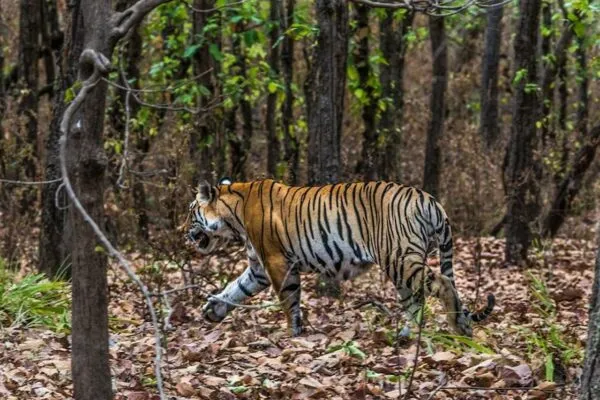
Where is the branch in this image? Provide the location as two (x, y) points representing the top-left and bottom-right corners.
(110, 0), (175, 43)
(58, 48), (167, 400)
(349, 0), (512, 15)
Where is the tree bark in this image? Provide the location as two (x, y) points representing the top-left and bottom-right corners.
(575, 36), (588, 136)
(228, 26), (253, 181)
(355, 4), (378, 181)
(423, 15), (447, 198)
(580, 224), (600, 400)
(378, 10), (412, 182)
(191, 0), (220, 183)
(0, 13), (5, 179)
(281, 0), (298, 184)
(306, 0), (348, 185)
(480, 3), (503, 148)
(40, 0), (63, 95)
(18, 0), (41, 180)
(66, 1), (113, 397)
(503, 0), (542, 264)
(266, 0), (281, 177)
(39, 0), (76, 277)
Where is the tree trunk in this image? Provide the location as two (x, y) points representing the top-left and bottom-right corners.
(18, 0), (41, 180)
(266, 0), (281, 177)
(39, 0), (77, 277)
(191, 0), (220, 183)
(355, 4), (378, 181)
(0, 14), (5, 179)
(378, 10), (413, 182)
(228, 27), (253, 181)
(306, 0), (348, 185)
(575, 36), (588, 136)
(480, 4), (503, 148)
(281, 0), (298, 184)
(580, 224), (600, 400)
(40, 0), (63, 95)
(542, 124), (600, 238)
(423, 15), (447, 198)
(67, 1), (113, 398)
(503, 0), (542, 264)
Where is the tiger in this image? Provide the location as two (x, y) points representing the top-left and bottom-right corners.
(186, 178), (494, 337)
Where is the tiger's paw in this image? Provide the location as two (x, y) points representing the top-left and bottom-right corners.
(289, 314), (303, 337)
(202, 297), (229, 322)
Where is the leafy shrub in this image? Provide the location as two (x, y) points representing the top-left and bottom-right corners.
(0, 259), (71, 332)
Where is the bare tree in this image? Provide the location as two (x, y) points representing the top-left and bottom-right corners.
(355, 4), (379, 180)
(281, 0), (298, 184)
(306, 0), (349, 185)
(228, 23), (253, 181)
(580, 224), (600, 400)
(378, 10), (413, 182)
(17, 0), (41, 181)
(191, 0), (220, 183)
(423, 15), (447, 198)
(503, 0), (542, 264)
(266, 0), (282, 177)
(480, 3), (503, 148)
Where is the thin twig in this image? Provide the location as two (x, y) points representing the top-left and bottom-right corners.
(0, 178), (63, 185)
(58, 48), (166, 400)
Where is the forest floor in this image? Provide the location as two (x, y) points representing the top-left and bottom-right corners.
(0, 237), (596, 400)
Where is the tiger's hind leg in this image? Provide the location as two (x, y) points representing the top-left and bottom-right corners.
(265, 255), (303, 337)
(392, 255), (428, 338)
(429, 274), (472, 337)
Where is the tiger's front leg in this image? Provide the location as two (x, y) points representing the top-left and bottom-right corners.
(203, 258), (271, 322)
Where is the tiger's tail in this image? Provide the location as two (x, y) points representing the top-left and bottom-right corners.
(434, 202), (495, 323)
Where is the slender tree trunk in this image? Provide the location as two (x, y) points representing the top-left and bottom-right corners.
(580, 224), (600, 400)
(266, 0), (281, 177)
(39, 0), (73, 277)
(228, 28), (252, 180)
(40, 0), (63, 95)
(281, 0), (298, 184)
(0, 16), (5, 180)
(68, 0), (113, 397)
(378, 10), (413, 182)
(480, 4), (503, 148)
(423, 15), (447, 198)
(575, 37), (588, 136)
(355, 4), (378, 181)
(542, 124), (600, 238)
(192, 0), (220, 183)
(503, 0), (542, 264)
(306, 0), (348, 185)
(18, 0), (41, 180)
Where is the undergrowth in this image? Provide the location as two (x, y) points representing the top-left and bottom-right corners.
(0, 257), (71, 333)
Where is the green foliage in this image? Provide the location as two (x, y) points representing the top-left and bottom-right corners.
(0, 259), (71, 333)
(327, 340), (367, 360)
(424, 331), (496, 355)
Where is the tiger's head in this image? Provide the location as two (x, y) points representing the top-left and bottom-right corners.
(186, 178), (237, 254)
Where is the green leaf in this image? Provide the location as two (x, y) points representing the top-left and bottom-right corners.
(229, 385), (248, 394)
(268, 81), (278, 94)
(545, 354), (555, 381)
(183, 44), (201, 58)
(208, 43), (223, 61)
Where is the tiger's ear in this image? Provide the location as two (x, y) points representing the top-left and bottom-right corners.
(219, 177), (232, 186)
(197, 181), (216, 204)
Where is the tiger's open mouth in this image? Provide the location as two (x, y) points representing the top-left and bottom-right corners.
(188, 229), (210, 249)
